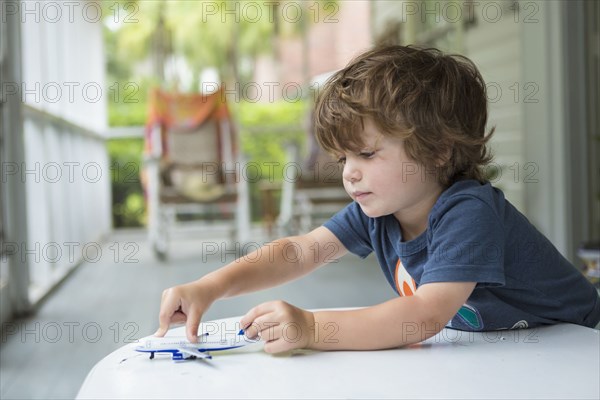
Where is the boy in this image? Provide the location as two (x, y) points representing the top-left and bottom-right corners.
(155, 45), (600, 353)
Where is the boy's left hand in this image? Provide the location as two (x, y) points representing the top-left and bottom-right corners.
(240, 300), (315, 354)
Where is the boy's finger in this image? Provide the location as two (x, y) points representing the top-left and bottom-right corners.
(155, 289), (180, 337)
(240, 308), (261, 338)
(240, 301), (274, 330)
(241, 306), (280, 340)
(241, 321), (262, 340)
(154, 310), (184, 337)
(154, 326), (167, 337)
(156, 312), (174, 337)
(185, 307), (201, 343)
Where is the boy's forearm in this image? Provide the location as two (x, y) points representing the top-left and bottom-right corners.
(308, 298), (444, 351)
(307, 282), (475, 351)
(199, 237), (312, 300)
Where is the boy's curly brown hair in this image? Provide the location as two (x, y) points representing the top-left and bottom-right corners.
(314, 45), (494, 187)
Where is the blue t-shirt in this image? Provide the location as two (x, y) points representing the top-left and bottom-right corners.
(324, 180), (600, 330)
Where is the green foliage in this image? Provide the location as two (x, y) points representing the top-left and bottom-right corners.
(238, 99), (308, 182)
(104, 11), (157, 128)
(107, 138), (146, 227)
(166, 1), (274, 80)
(237, 99), (308, 222)
(104, 0), (277, 84)
(106, 77), (154, 127)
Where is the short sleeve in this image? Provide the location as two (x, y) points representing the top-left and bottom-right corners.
(324, 202), (373, 258)
(421, 194), (506, 286)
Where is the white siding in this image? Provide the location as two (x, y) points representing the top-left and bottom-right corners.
(464, 9), (525, 212)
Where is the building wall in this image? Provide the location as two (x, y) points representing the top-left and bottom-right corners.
(334, 1), (372, 70)
(306, 16), (339, 78)
(254, 1), (372, 100)
(307, 0), (371, 81)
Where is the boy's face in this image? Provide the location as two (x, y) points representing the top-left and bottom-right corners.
(337, 119), (443, 229)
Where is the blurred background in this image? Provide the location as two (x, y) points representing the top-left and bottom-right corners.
(1, 0), (599, 398)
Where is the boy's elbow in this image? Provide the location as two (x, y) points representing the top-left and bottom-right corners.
(421, 315), (448, 340)
(405, 281), (476, 344)
(397, 297), (449, 345)
(399, 315), (446, 345)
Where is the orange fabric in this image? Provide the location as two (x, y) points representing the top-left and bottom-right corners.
(144, 88), (235, 160)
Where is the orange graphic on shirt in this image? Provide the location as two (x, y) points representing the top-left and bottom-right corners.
(394, 258), (417, 296)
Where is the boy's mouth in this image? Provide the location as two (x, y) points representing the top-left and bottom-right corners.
(352, 191), (371, 201)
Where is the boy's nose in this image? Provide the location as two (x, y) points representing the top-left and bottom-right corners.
(342, 162), (361, 183)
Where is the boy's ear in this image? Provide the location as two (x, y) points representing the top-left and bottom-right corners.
(435, 148), (452, 167)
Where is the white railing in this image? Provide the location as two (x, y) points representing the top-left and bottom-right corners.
(22, 105), (111, 303)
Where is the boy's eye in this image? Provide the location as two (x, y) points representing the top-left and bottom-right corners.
(359, 151), (375, 158)
(336, 156), (347, 165)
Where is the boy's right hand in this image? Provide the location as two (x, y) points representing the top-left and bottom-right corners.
(154, 280), (216, 343)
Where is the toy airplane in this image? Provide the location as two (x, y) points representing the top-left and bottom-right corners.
(135, 330), (256, 361)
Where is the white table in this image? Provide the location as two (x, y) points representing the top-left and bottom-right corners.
(77, 314), (600, 399)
